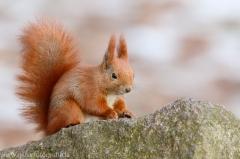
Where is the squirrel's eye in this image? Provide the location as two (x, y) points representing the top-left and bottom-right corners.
(112, 73), (117, 79)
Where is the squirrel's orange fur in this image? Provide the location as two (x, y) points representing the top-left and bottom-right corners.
(17, 17), (136, 136)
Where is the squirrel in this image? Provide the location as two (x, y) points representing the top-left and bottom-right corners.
(17, 17), (136, 136)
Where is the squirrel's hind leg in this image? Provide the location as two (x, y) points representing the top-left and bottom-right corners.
(46, 100), (83, 136)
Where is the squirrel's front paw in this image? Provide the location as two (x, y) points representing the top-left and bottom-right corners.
(104, 109), (118, 119)
(118, 110), (137, 119)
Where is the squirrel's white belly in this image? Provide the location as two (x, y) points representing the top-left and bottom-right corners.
(83, 113), (102, 123)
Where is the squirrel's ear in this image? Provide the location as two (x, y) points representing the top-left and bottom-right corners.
(117, 34), (128, 61)
(104, 34), (116, 64)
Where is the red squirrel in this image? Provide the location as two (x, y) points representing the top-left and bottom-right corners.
(17, 17), (136, 136)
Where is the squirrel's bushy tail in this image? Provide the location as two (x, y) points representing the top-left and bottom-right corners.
(17, 17), (81, 135)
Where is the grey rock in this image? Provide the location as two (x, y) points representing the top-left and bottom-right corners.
(0, 98), (239, 159)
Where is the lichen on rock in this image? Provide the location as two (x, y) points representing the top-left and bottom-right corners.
(0, 98), (239, 159)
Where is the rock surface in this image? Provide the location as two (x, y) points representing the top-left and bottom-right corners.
(0, 98), (239, 158)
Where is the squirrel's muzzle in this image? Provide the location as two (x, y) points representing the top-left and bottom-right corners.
(125, 86), (132, 93)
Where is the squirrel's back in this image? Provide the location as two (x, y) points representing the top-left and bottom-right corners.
(17, 17), (81, 134)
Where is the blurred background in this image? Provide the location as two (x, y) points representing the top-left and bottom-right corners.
(0, 0), (240, 150)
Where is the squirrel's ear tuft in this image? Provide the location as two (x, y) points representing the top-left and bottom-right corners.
(117, 34), (128, 61)
(102, 34), (116, 69)
(104, 34), (116, 63)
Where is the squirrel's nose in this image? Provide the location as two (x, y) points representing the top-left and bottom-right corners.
(125, 86), (132, 93)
